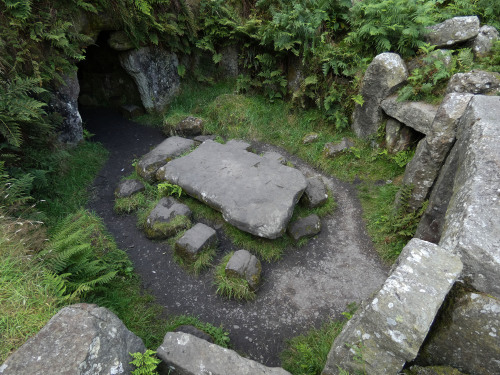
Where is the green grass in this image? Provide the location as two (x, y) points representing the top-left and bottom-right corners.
(165, 315), (230, 348)
(114, 192), (148, 214)
(214, 253), (256, 301)
(169, 230), (217, 275)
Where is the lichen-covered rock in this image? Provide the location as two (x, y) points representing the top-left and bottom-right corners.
(418, 292), (500, 375)
(136, 136), (195, 182)
(470, 25), (499, 57)
(115, 179), (145, 198)
(225, 249), (262, 291)
(322, 238), (463, 375)
(157, 332), (291, 375)
(108, 31), (134, 51)
(381, 96), (438, 136)
(175, 223), (217, 262)
(119, 47), (180, 112)
(385, 118), (414, 154)
(301, 176), (328, 208)
(425, 16), (480, 48)
(0, 304), (145, 375)
(445, 70), (500, 95)
(144, 197), (192, 240)
(352, 53), (408, 138)
(324, 137), (354, 158)
(287, 214), (321, 241)
(439, 95), (500, 298)
(175, 116), (204, 136)
(302, 133), (319, 144)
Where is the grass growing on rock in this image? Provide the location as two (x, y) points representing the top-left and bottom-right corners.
(214, 253), (256, 301)
(114, 192), (147, 214)
(165, 315), (230, 348)
(168, 230), (217, 275)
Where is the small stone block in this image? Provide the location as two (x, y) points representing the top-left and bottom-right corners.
(225, 250), (262, 291)
(175, 116), (204, 136)
(302, 133), (319, 144)
(115, 179), (145, 198)
(324, 137), (354, 158)
(287, 214), (321, 241)
(175, 223), (217, 262)
(301, 177), (328, 208)
(144, 197), (192, 240)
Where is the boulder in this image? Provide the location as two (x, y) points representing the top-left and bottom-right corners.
(445, 70), (500, 95)
(439, 95), (500, 298)
(385, 118), (414, 154)
(381, 96), (438, 135)
(322, 238), (463, 375)
(136, 136), (195, 182)
(302, 133), (319, 144)
(175, 116), (204, 136)
(120, 104), (144, 119)
(119, 47), (180, 112)
(287, 214), (321, 241)
(0, 304), (145, 375)
(470, 25), (499, 57)
(115, 179), (145, 198)
(156, 332), (291, 375)
(396, 93), (472, 211)
(225, 249), (262, 291)
(144, 197), (192, 240)
(425, 16), (480, 48)
(50, 71), (83, 145)
(175, 223), (217, 262)
(418, 292), (500, 375)
(301, 176), (328, 208)
(324, 137), (354, 158)
(108, 31), (134, 51)
(352, 53), (408, 138)
(157, 140), (307, 239)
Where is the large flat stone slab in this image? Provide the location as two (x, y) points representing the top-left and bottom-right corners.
(381, 96), (438, 135)
(157, 140), (307, 239)
(322, 239), (462, 375)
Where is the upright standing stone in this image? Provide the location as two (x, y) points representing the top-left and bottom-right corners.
(352, 53), (408, 138)
(439, 95), (500, 298)
(301, 176), (328, 208)
(225, 249), (262, 291)
(322, 239), (462, 375)
(385, 118), (414, 154)
(425, 16), (480, 48)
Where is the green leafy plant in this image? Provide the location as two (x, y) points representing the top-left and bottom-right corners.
(157, 182), (183, 198)
(214, 252), (256, 301)
(129, 349), (161, 375)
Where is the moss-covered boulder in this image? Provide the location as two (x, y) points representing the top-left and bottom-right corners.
(144, 197), (192, 240)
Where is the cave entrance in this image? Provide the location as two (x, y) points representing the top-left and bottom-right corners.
(77, 31), (142, 110)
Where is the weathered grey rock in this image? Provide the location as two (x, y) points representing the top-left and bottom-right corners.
(385, 118), (414, 154)
(225, 249), (262, 291)
(439, 95), (500, 298)
(175, 116), (204, 136)
(324, 137), (354, 158)
(144, 197), (192, 240)
(157, 140), (307, 239)
(157, 332), (291, 375)
(470, 25), (499, 57)
(115, 179), (145, 198)
(194, 135), (216, 143)
(445, 70), (500, 95)
(50, 71), (83, 145)
(175, 223), (217, 262)
(0, 303), (145, 375)
(426, 16), (480, 48)
(108, 31), (134, 51)
(322, 238), (463, 375)
(406, 365), (466, 375)
(287, 214), (321, 241)
(136, 136), (195, 182)
(397, 93), (472, 211)
(302, 133), (319, 144)
(262, 151), (286, 165)
(174, 325), (213, 343)
(418, 292), (500, 375)
(225, 139), (252, 151)
(120, 104), (144, 119)
(219, 45), (239, 77)
(352, 53), (408, 138)
(119, 47), (180, 112)
(381, 96), (438, 135)
(301, 177), (328, 208)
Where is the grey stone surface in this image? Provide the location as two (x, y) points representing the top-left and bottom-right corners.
(302, 133), (319, 144)
(219, 45), (239, 78)
(352, 53), (408, 138)
(157, 140), (307, 239)
(406, 365), (466, 375)
(262, 151), (286, 165)
(50, 71), (83, 145)
(157, 332), (291, 375)
(145, 197), (192, 239)
(0, 303), (145, 375)
(287, 55), (304, 94)
(194, 135), (216, 143)
(115, 179), (145, 198)
(287, 214), (321, 241)
(120, 104), (144, 119)
(226, 249), (262, 291)
(302, 177), (328, 208)
(174, 325), (213, 343)
(381, 96), (438, 135)
(175, 223), (217, 262)
(439, 95), (500, 298)
(470, 25), (499, 57)
(426, 16), (480, 48)
(397, 93), (472, 211)
(107, 30), (134, 51)
(418, 292), (500, 375)
(119, 47), (180, 112)
(385, 118), (413, 154)
(322, 238), (463, 375)
(175, 116), (204, 136)
(324, 137), (354, 158)
(136, 136), (195, 181)
(445, 70), (500, 95)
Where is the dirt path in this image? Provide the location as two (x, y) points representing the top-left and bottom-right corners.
(84, 108), (389, 366)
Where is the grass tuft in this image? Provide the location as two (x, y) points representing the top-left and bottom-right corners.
(114, 192), (147, 214)
(214, 253), (256, 301)
(165, 315), (230, 348)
